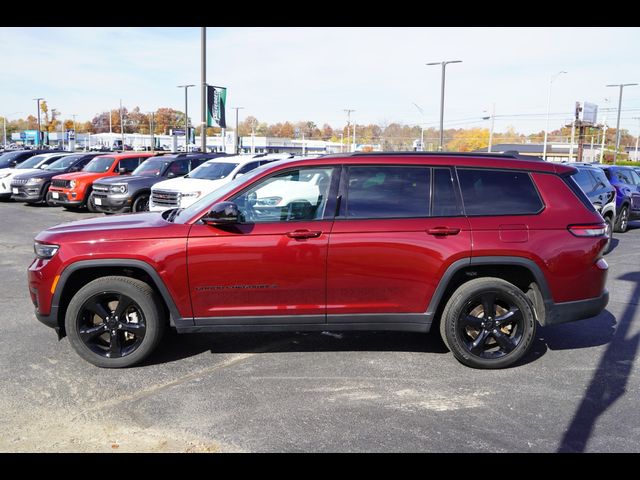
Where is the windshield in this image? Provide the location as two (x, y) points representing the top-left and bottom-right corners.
(132, 158), (169, 176)
(188, 162), (238, 180)
(83, 156), (115, 173)
(16, 154), (50, 169)
(173, 163), (269, 224)
(0, 151), (28, 169)
(46, 154), (85, 172)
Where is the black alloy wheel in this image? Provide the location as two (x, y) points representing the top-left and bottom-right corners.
(440, 277), (537, 369)
(65, 276), (165, 368)
(132, 194), (150, 212)
(76, 292), (147, 359)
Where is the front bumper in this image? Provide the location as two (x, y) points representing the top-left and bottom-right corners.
(545, 289), (609, 326)
(92, 193), (131, 213)
(47, 190), (84, 207)
(11, 184), (47, 202)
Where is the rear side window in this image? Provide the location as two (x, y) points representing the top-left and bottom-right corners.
(457, 169), (543, 216)
(591, 169), (610, 188)
(118, 157), (141, 171)
(346, 166), (430, 218)
(573, 169), (596, 193)
(614, 169), (634, 185)
(432, 168), (461, 217)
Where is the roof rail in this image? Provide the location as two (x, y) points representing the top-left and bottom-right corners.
(320, 151), (528, 160)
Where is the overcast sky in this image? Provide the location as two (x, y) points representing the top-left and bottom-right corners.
(2, 27), (640, 135)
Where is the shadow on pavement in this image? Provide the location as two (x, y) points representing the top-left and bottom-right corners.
(557, 271), (640, 452)
(144, 330), (450, 367)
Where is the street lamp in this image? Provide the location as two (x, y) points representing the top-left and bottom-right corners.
(426, 60), (462, 151)
(412, 102), (425, 152)
(343, 109), (355, 152)
(542, 71), (567, 161)
(606, 83), (638, 163)
(231, 107), (244, 154)
(177, 84), (195, 151)
(482, 103), (496, 153)
(33, 98), (44, 148)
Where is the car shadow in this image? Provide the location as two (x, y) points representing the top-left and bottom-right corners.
(143, 329), (450, 367)
(557, 271), (640, 452)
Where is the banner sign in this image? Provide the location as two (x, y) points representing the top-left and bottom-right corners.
(207, 85), (227, 128)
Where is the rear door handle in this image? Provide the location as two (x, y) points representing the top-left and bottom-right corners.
(286, 229), (322, 239)
(427, 227), (461, 236)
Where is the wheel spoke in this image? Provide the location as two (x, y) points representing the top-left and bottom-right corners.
(85, 299), (111, 320)
(79, 324), (107, 343)
(108, 330), (122, 358)
(460, 315), (484, 329)
(119, 322), (146, 336)
(470, 329), (490, 355)
(495, 307), (521, 326)
(491, 330), (517, 353)
(481, 293), (496, 319)
(114, 294), (135, 319)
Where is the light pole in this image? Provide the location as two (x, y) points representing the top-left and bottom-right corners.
(482, 103), (496, 153)
(177, 84), (195, 151)
(633, 117), (640, 162)
(412, 103), (426, 152)
(33, 97), (44, 148)
(542, 71), (567, 161)
(344, 109), (355, 152)
(606, 83), (638, 164)
(426, 60), (462, 151)
(231, 107), (244, 154)
(201, 27), (207, 153)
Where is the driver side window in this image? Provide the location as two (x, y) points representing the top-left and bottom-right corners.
(232, 167), (334, 223)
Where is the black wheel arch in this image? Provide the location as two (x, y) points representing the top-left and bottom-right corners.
(50, 259), (186, 338)
(427, 256), (553, 327)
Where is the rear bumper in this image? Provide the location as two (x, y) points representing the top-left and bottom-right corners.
(545, 289), (609, 326)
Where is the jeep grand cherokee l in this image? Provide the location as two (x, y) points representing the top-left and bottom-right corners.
(28, 152), (609, 369)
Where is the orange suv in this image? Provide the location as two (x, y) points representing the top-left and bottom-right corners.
(48, 153), (156, 210)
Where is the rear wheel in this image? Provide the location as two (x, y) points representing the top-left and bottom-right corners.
(440, 277), (537, 369)
(65, 276), (165, 368)
(603, 215), (614, 254)
(614, 205), (629, 233)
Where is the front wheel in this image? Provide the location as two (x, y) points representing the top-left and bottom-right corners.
(132, 193), (150, 212)
(439, 277), (537, 369)
(65, 276), (165, 368)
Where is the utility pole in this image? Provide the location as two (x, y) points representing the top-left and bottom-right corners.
(343, 109), (354, 153)
(149, 112), (155, 152)
(120, 99), (125, 151)
(542, 71), (567, 161)
(482, 103), (496, 153)
(231, 107), (244, 154)
(33, 98), (44, 148)
(633, 117), (640, 162)
(201, 27), (207, 153)
(426, 60), (462, 151)
(606, 83), (638, 163)
(72, 114), (78, 152)
(177, 84), (195, 152)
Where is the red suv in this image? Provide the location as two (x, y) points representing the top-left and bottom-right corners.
(28, 153), (609, 369)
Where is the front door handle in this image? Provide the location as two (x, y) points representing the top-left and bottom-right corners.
(427, 227), (461, 236)
(286, 229), (322, 239)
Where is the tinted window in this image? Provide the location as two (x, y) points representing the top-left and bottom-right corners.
(118, 157), (141, 171)
(0, 151), (33, 168)
(133, 158), (169, 176)
(189, 162), (238, 180)
(84, 156), (115, 173)
(432, 168), (460, 217)
(346, 166), (430, 219)
(457, 169), (543, 216)
(236, 161), (259, 176)
(591, 169), (610, 188)
(189, 158), (208, 170)
(614, 169), (634, 185)
(573, 169), (596, 193)
(165, 159), (189, 176)
(46, 154), (86, 172)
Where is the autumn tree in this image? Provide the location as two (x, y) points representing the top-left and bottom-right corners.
(446, 128), (490, 152)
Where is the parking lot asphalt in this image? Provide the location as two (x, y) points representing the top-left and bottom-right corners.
(0, 200), (638, 452)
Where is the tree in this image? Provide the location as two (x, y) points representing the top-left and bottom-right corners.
(446, 128), (490, 152)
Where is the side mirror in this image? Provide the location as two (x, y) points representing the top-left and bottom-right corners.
(118, 167), (129, 174)
(203, 202), (240, 225)
(167, 171), (176, 178)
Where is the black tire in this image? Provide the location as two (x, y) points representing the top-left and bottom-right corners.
(603, 214), (614, 254)
(86, 190), (97, 213)
(614, 205), (629, 233)
(132, 193), (150, 212)
(64, 276), (166, 368)
(439, 277), (537, 369)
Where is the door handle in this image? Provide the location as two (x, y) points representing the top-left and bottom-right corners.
(286, 229), (322, 239)
(427, 227), (461, 236)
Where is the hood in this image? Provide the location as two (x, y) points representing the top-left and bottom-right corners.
(35, 211), (189, 244)
(14, 169), (60, 181)
(152, 176), (227, 194)
(95, 174), (158, 186)
(53, 171), (114, 181)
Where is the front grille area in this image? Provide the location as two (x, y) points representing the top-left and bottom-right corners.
(151, 189), (179, 208)
(10, 178), (29, 186)
(51, 179), (70, 189)
(92, 184), (109, 194)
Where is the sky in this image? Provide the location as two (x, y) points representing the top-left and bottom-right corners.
(1, 26), (640, 136)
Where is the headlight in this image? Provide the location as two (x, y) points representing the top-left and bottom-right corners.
(34, 242), (59, 259)
(110, 184), (127, 194)
(69, 180), (77, 189)
(27, 178), (45, 185)
(256, 196), (282, 206)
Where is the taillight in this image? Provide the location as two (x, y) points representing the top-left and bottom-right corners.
(567, 223), (607, 237)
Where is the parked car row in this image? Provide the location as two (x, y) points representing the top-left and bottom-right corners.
(0, 149), (298, 215)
